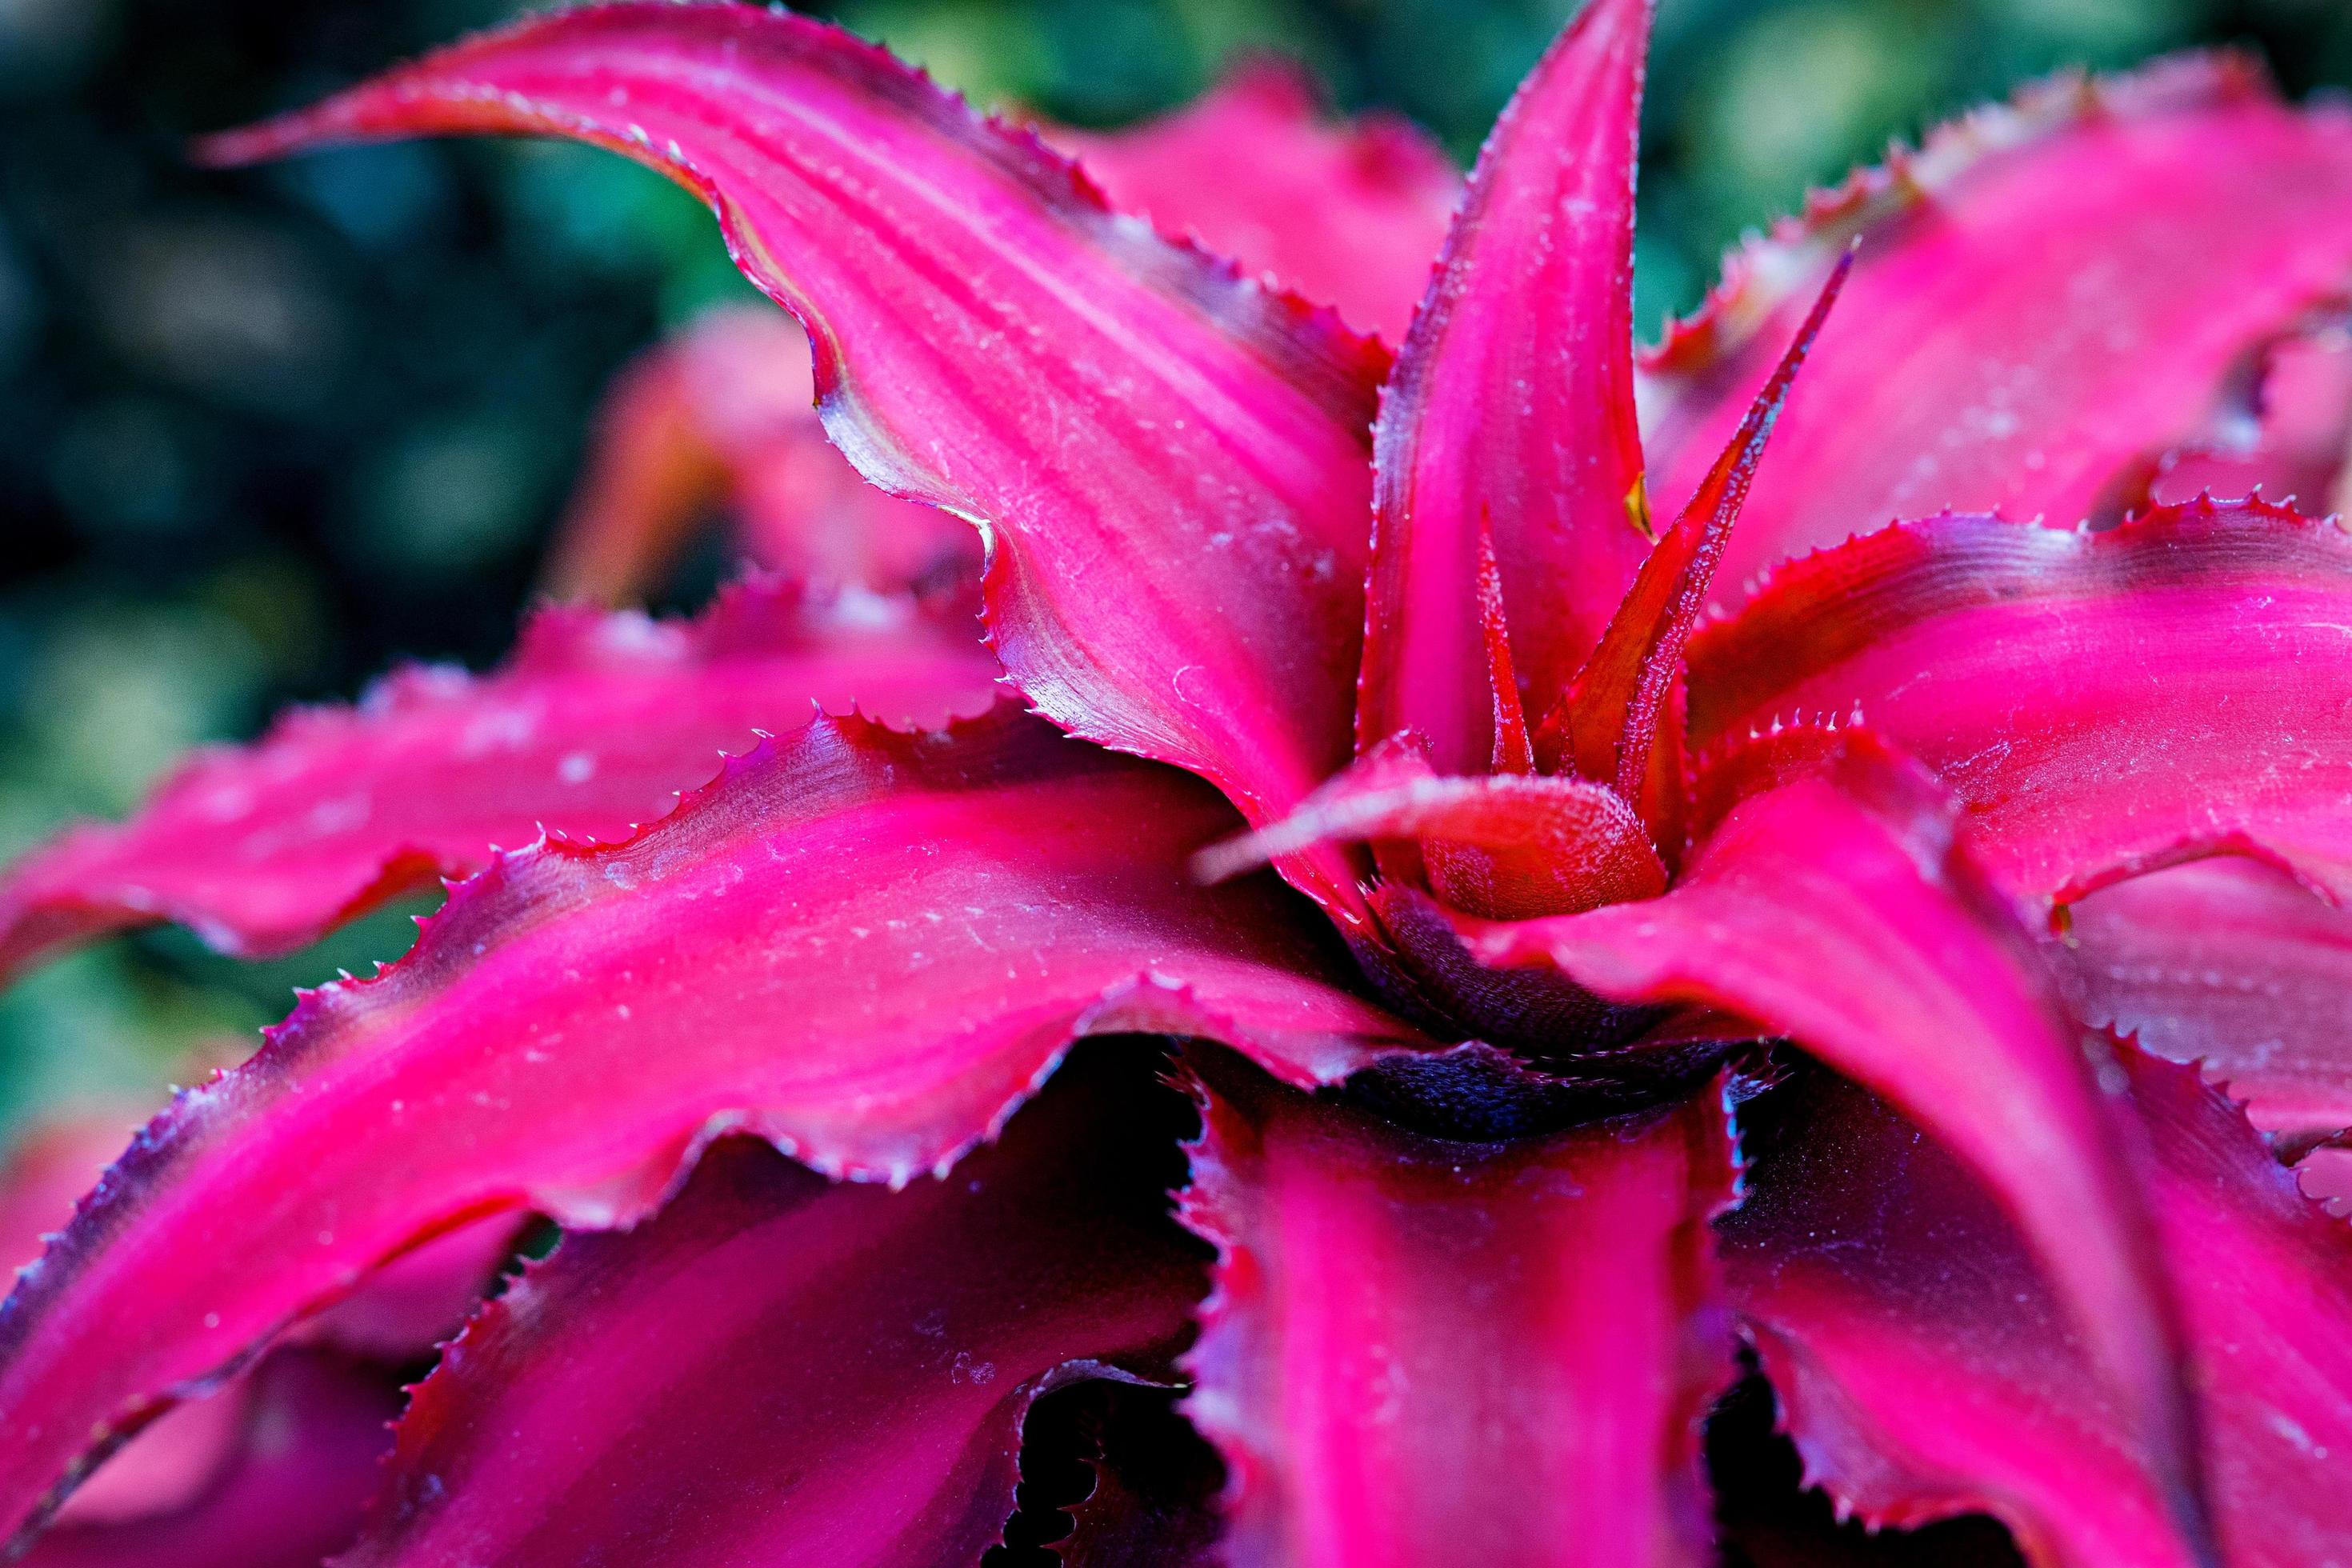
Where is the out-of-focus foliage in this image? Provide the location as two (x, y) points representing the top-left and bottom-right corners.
(0, 0), (2343, 1129)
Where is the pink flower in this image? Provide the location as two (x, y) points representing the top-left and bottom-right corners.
(2, 2), (2349, 1562)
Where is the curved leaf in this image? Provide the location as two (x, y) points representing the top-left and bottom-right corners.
(334, 1050), (1203, 1567)
(1686, 499), (2352, 902)
(1470, 746), (2213, 1561)
(1639, 54), (2352, 594)
(1359, 0), (1652, 772)
(2066, 856), (2352, 1144)
(1055, 59), (1459, 345)
(1719, 1050), (2352, 1568)
(1178, 1046), (1734, 1568)
(0, 706), (1421, 1548)
(0, 578), (999, 980)
(203, 3), (1389, 922)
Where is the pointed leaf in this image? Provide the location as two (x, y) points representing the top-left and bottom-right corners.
(1640, 54), (2352, 594)
(1720, 1050), (2352, 1568)
(1686, 499), (2352, 902)
(202, 4), (1390, 923)
(0, 707), (1421, 1547)
(1359, 0), (1653, 772)
(1470, 746), (2212, 1559)
(2066, 856), (2352, 1144)
(1178, 1046), (1734, 1568)
(334, 1050), (1203, 1567)
(1559, 254), (1849, 844)
(0, 578), (999, 980)
(546, 306), (980, 605)
(1055, 59), (1461, 345)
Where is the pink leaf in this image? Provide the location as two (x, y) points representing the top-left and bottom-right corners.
(1640, 54), (2352, 598)
(2064, 856), (2352, 1145)
(1557, 253), (1849, 847)
(1056, 59), (1461, 345)
(20, 1350), (398, 1568)
(1720, 1048), (2352, 1568)
(1470, 746), (2212, 1561)
(1686, 499), (2352, 903)
(545, 306), (980, 605)
(332, 1050), (1203, 1566)
(0, 707), (1421, 1549)
(2146, 318), (2352, 516)
(0, 578), (998, 980)
(202, 4), (1390, 925)
(1178, 1046), (1735, 1568)
(1359, 0), (1653, 774)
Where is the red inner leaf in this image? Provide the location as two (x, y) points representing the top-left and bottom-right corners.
(1358, 0), (1654, 775)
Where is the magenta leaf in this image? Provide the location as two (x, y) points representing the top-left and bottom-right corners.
(1720, 1048), (2352, 1568)
(1470, 744), (2212, 1560)
(1178, 1046), (1735, 1568)
(0, 578), (999, 980)
(546, 306), (981, 606)
(202, 4), (1391, 926)
(2065, 856), (2352, 1145)
(331, 1050), (1203, 1566)
(22, 1350), (398, 1568)
(1640, 54), (2352, 597)
(1055, 60), (1461, 346)
(1359, 0), (1653, 774)
(1557, 252), (1849, 846)
(0, 706), (1421, 1548)
(1686, 498), (2352, 903)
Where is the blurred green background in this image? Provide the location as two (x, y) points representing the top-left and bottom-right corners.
(2, 0), (2349, 1132)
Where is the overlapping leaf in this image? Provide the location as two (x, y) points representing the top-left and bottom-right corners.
(0, 706), (1420, 1548)
(1180, 1046), (1734, 1568)
(0, 578), (998, 979)
(334, 1052), (1203, 1566)
(204, 3), (1391, 924)
(2064, 857), (2352, 1143)
(1686, 499), (2352, 902)
(1720, 1050), (2352, 1568)
(1360, 0), (1652, 772)
(1470, 746), (2212, 1558)
(1640, 54), (2352, 593)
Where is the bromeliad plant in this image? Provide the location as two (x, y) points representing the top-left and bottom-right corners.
(1, 0), (2349, 1562)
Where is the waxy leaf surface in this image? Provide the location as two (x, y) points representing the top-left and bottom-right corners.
(336, 1052), (1204, 1567)
(1057, 61), (1460, 345)
(1179, 1049), (1734, 1568)
(2066, 857), (2352, 1143)
(1359, 0), (1652, 771)
(0, 580), (998, 979)
(1640, 55), (2352, 594)
(1686, 501), (2352, 902)
(206, 4), (1390, 922)
(1471, 754), (2209, 1556)
(1720, 1052), (2352, 1568)
(0, 707), (1419, 1548)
